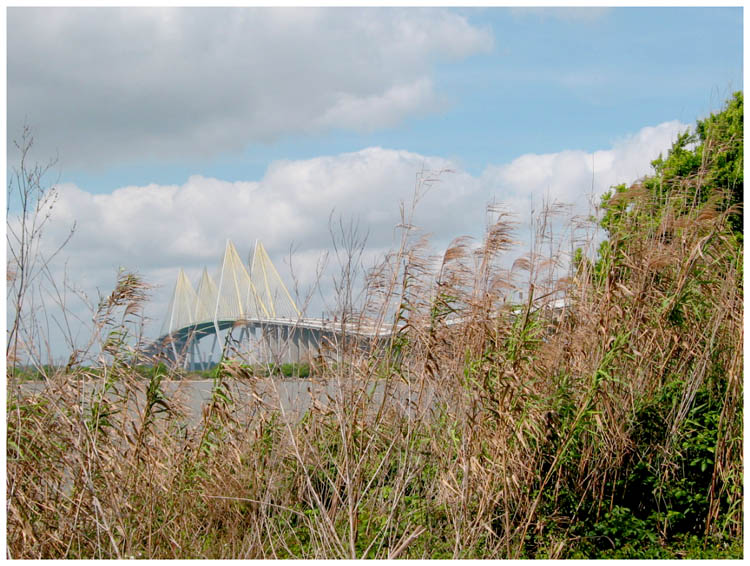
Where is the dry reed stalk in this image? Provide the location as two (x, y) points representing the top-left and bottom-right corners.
(7, 157), (742, 558)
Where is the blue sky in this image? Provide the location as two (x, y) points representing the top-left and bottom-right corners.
(5, 6), (744, 357)
(31, 6), (742, 192)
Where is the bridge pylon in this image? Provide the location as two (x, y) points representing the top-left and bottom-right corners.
(154, 239), (303, 368)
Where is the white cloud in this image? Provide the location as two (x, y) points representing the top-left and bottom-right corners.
(314, 78), (440, 132)
(19, 120), (687, 358)
(8, 7), (493, 168)
(480, 119), (687, 218)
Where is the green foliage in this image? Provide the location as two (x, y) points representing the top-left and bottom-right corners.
(529, 92), (744, 559)
(695, 91), (744, 230)
(280, 363), (310, 378)
(602, 91), (743, 238)
(7, 365), (60, 381)
(7, 93), (742, 560)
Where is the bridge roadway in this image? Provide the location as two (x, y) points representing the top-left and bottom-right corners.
(144, 316), (396, 369)
(145, 298), (567, 370)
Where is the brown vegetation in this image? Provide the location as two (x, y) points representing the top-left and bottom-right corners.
(6, 96), (743, 558)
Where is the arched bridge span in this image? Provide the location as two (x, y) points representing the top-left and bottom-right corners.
(146, 239), (566, 370)
(145, 316), (389, 370)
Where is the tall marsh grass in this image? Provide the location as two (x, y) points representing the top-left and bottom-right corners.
(7, 98), (743, 558)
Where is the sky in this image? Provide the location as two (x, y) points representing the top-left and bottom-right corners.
(5, 6), (744, 361)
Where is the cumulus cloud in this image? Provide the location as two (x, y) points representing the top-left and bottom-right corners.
(314, 78), (440, 132)
(41, 148), (471, 300)
(480, 120), (687, 219)
(8, 7), (493, 168)
(19, 119), (687, 355)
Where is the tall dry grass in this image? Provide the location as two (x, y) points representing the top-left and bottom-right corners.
(7, 162), (742, 558)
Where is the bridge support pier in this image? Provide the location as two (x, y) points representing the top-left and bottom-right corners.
(147, 317), (388, 371)
(298, 328), (310, 363)
(304, 327), (319, 362)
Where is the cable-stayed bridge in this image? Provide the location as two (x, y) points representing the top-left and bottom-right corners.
(144, 239), (568, 370)
(144, 240), (388, 370)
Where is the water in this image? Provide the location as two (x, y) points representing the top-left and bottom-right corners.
(16, 377), (434, 427)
